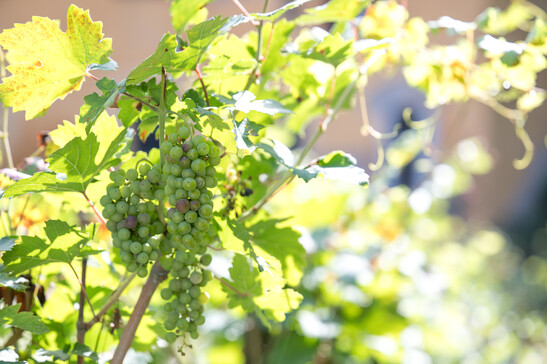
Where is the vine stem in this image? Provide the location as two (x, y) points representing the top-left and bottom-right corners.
(231, 0), (259, 26)
(84, 272), (137, 330)
(110, 262), (168, 364)
(0, 49), (14, 169)
(82, 192), (106, 226)
(68, 262), (97, 318)
(76, 258), (88, 364)
(195, 67), (210, 106)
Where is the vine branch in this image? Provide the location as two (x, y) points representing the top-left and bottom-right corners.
(76, 258), (88, 364)
(83, 192), (106, 226)
(231, 0), (259, 26)
(69, 262), (97, 319)
(110, 262), (168, 364)
(0, 49), (14, 169)
(195, 67), (210, 106)
(84, 272), (137, 330)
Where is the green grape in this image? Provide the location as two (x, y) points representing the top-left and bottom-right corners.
(154, 189), (165, 200)
(178, 221), (192, 234)
(107, 188), (121, 201)
(131, 195), (142, 206)
(181, 168), (196, 178)
(188, 189), (201, 200)
(192, 134), (206, 146)
(113, 174), (125, 187)
(187, 149), (199, 160)
(130, 241), (143, 254)
(116, 201), (129, 214)
(189, 285), (201, 298)
(137, 252), (149, 264)
(149, 251), (159, 261)
(199, 193), (211, 204)
(184, 210), (198, 224)
(137, 266), (148, 278)
(111, 213), (124, 222)
(176, 318), (189, 331)
(189, 329), (199, 340)
(138, 163), (151, 176)
(120, 252), (132, 263)
(128, 205), (138, 216)
(190, 200), (200, 211)
(168, 132), (178, 143)
(165, 332), (177, 344)
(195, 176), (205, 189)
(162, 163), (171, 175)
(169, 279), (181, 292)
(172, 211), (184, 224)
(161, 288), (173, 300)
(118, 228), (131, 241)
(209, 156), (221, 166)
(198, 204), (213, 218)
(183, 178), (197, 191)
(129, 181), (141, 194)
(169, 146), (183, 160)
(140, 180), (152, 192)
(189, 271), (203, 285)
(160, 141), (172, 154)
(127, 262), (138, 272)
(168, 194), (178, 207)
(138, 226), (150, 238)
(197, 142), (209, 156)
(181, 279), (192, 291)
(147, 169), (160, 184)
(142, 243), (153, 253)
(179, 156), (190, 169)
(106, 220), (118, 232)
(200, 254), (212, 266)
(179, 266), (190, 278)
(175, 188), (188, 199)
(182, 234), (195, 246)
(126, 168), (139, 181)
(164, 319), (176, 331)
(205, 166), (216, 177)
(100, 195), (112, 207)
(191, 159), (206, 173)
(178, 125), (191, 139)
(188, 310), (200, 320)
(159, 256), (172, 271)
(164, 184), (175, 196)
(167, 221), (178, 234)
(137, 213), (151, 225)
(195, 315), (206, 326)
(103, 204), (116, 217)
(204, 176), (217, 188)
(120, 185), (131, 198)
(171, 163), (182, 177)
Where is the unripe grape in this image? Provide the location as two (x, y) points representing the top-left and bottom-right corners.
(184, 210), (198, 224)
(182, 142), (193, 153)
(137, 213), (151, 225)
(181, 279), (192, 291)
(168, 194), (178, 207)
(108, 188), (121, 201)
(140, 180), (152, 192)
(129, 181), (141, 194)
(179, 156), (190, 169)
(120, 252), (132, 263)
(189, 271), (203, 285)
(209, 156), (221, 166)
(178, 221), (192, 234)
(188, 189), (201, 200)
(138, 226), (149, 238)
(200, 254), (212, 266)
(130, 241), (143, 254)
(165, 332), (177, 343)
(198, 204), (213, 218)
(160, 141), (172, 154)
(189, 285), (201, 298)
(176, 318), (189, 331)
(187, 149), (199, 160)
(183, 178), (197, 191)
(149, 251), (159, 261)
(169, 146), (183, 160)
(178, 125), (191, 139)
(168, 132), (178, 143)
(126, 169), (139, 181)
(172, 211), (184, 224)
(164, 319), (176, 331)
(188, 310), (201, 321)
(170, 163), (182, 177)
(205, 176), (217, 188)
(195, 315), (206, 326)
(118, 228), (131, 241)
(137, 252), (149, 264)
(147, 169), (160, 184)
(127, 262), (138, 272)
(113, 174), (125, 187)
(192, 134), (206, 146)
(190, 200), (200, 211)
(181, 169), (196, 179)
(175, 188), (188, 199)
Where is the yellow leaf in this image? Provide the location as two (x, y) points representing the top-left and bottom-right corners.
(0, 5), (112, 120)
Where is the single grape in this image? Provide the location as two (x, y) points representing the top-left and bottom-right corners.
(197, 142), (209, 156)
(189, 271), (203, 285)
(147, 169), (160, 184)
(175, 188), (188, 199)
(137, 252), (149, 264)
(165, 332), (177, 343)
(188, 189), (201, 200)
(187, 149), (199, 160)
(126, 169), (139, 181)
(168, 132), (178, 143)
(183, 178), (197, 192)
(182, 142), (193, 153)
(191, 159), (206, 173)
(178, 125), (191, 139)
(179, 156), (190, 169)
(160, 288), (173, 300)
(169, 146), (183, 160)
(190, 200), (200, 211)
(127, 262), (138, 272)
(198, 204), (212, 218)
(160, 141), (172, 154)
(130, 241), (143, 254)
(107, 188), (122, 201)
(178, 221), (192, 234)
(137, 213), (151, 225)
(138, 226), (150, 238)
(182, 168), (196, 179)
(184, 210), (198, 224)
(116, 201), (129, 214)
(192, 134), (206, 146)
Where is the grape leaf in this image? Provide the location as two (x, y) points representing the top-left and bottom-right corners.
(170, 0), (211, 33)
(217, 219), (264, 271)
(2, 127), (129, 198)
(0, 237), (16, 252)
(222, 253), (303, 325)
(249, 220), (306, 287)
(296, 0), (371, 24)
(0, 266), (28, 291)
(232, 117), (263, 154)
(0, 303), (48, 334)
(253, 0), (313, 21)
(80, 78), (126, 131)
(232, 91), (293, 115)
(2, 220), (97, 275)
(0, 5), (113, 119)
(309, 34), (354, 66)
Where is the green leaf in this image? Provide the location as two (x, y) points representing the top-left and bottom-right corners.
(249, 220), (306, 287)
(2, 127), (128, 197)
(0, 266), (28, 291)
(309, 33), (354, 66)
(232, 91), (293, 115)
(0, 5), (113, 119)
(72, 344), (99, 362)
(253, 0), (313, 21)
(232, 117), (263, 154)
(170, 0), (211, 33)
(80, 77), (126, 131)
(217, 219), (264, 271)
(0, 237), (16, 252)
(296, 0), (371, 25)
(2, 220), (91, 275)
(257, 140), (295, 167)
(0, 303), (49, 334)
(127, 16), (233, 85)
(222, 253), (303, 324)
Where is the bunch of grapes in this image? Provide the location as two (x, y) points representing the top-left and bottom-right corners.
(100, 123), (221, 342)
(99, 162), (164, 278)
(158, 125), (220, 341)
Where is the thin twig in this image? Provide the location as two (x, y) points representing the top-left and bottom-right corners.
(110, 262), (168, 364)
(231, 0), (259, 26)
(84, 272), (137, 330)
(215, 275), (249, 297)
(0, 49), (14, 169)
(194, 67), (210, 106)
(76, 259), (88, 364)
(82, 192), (106, 226)
(68, 262), (97, 318)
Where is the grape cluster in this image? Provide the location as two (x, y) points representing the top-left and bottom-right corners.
(100, 124), (221, 342)
(99, 162), (163, 278)
(158, 126), (219, 341)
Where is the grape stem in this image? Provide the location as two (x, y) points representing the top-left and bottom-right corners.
(215, 275), (249, 297)
(83, 192), (107, 226)
(76, 258), (88, 364)
(84, 272), (137, 330)
(231, 0), (259, 26)
(0, 49), (14, 169)
(195, 67), (210, 106)
(69, 262), (97, 319)
(110, 262), (168, 364)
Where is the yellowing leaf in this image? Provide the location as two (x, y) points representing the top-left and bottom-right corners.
(0, 5), (112, 119)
